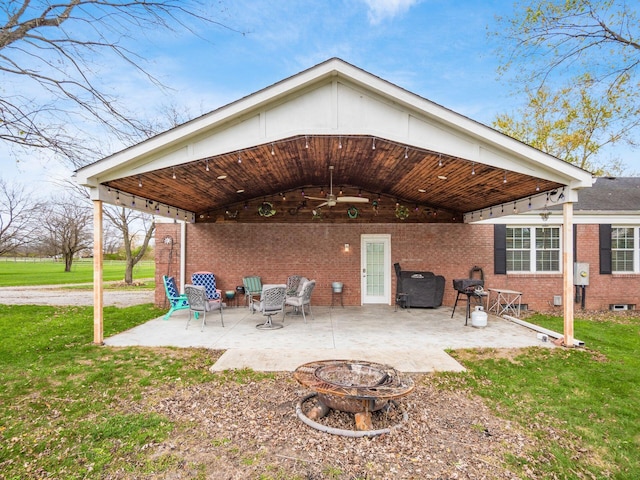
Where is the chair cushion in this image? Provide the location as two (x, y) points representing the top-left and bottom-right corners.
(296, 277), (309, 295)
(192, 272), (222, 300)
(165, 276), (179, 297)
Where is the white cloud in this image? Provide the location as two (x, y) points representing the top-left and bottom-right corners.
(361, 0), (421, 25)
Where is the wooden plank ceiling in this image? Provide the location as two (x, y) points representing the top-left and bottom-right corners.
(105, 135), (563, 223)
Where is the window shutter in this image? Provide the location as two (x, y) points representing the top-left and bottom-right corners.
(494, 224), (507, 275)
(599, 224), (612, 274)
(573, 224), (578, 263)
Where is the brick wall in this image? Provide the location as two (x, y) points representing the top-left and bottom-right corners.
(155, 222), (639, 311)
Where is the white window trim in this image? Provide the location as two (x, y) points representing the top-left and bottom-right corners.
(506, 225), (563, 274)
(612, 225), (640, 273)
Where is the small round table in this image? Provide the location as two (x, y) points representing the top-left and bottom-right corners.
(224, 291), (237, 308)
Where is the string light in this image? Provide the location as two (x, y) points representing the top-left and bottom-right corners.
(438, 154), (443, 167)
(405, 146), (408, 159)
(338, 137), (342, 149)
(172, 168), (176, 180)
(138, 176), (142, 187)
(372, 138), (376, 150)
(271, 143), (275, 155)
(503, 171), (507, 183)
(471, 162), (475, 175)
(205, 159), (210, 172)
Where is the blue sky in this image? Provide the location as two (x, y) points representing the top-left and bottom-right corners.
(2, 0), (638, 196)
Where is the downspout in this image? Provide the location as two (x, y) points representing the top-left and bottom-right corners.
(180, 220), (187, 293)
(563, 202), (575, 347)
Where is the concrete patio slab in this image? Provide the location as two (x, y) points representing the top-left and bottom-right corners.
(104, 304), (552, 372)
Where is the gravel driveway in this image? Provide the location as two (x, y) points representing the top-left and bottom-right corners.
(0, 284), (154, 307)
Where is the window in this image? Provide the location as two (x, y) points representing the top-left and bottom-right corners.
(506, 226), (560, 273)
(611, 227), (638, 273)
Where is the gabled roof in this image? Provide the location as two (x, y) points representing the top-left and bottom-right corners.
(74, 58), (593, 223)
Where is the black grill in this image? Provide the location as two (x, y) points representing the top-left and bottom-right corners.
(453, 278), (484, 292)
(394, 263), (445, 308)
(452, 266), (486, 325)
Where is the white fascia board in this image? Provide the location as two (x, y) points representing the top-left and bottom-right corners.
(473, 212), (640, 225)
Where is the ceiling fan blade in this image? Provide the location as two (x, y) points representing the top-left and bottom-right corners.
(305, 196), (326, 201)
(337, 196), (369, 203)
(315, 201), (329, 208)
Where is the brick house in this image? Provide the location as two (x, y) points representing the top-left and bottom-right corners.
(75, 58), (601, 343)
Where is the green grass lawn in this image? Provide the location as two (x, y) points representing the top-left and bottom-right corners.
(440, 312), (640, 479)
(0, 305), (638, 478)
(0, 259), (155, 286)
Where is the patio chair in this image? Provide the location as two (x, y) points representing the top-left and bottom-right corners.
(242, 275), (262, 311)
(285, 275), (304, 296)
(191, 271), (222, 303)
(252, 284), (287, 330)
(184, 284), (224, 331)
(162, 275), (189, 320)
(284, 279), (316, 323)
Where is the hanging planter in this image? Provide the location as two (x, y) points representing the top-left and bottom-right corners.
(312, 208), (323, 220)
(347, 205), (359, 219)
(395, 204), (410, 220)
(258, 202), (276, 217)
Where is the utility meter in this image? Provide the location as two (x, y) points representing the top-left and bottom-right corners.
(574, 263), (589, 286)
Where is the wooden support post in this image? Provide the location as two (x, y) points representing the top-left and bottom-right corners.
(93, 200), (104, 345)
(562, 202), (574, 347)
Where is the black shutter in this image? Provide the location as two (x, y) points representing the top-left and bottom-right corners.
(599, 224), (612, 274)
(494, 224), (507, 275)
(573, 224), (578, 263)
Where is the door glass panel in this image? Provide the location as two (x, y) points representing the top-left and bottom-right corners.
(366, 242), (385, 296)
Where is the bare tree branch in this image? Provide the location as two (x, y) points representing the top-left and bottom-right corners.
(493, 1), (640, 173)
(1, 1), (242, 166)
(0, 178), (43, 255)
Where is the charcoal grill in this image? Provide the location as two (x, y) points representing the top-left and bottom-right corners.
(451, 277), (486, 325)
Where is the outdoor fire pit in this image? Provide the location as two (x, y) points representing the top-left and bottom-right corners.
(294, 360), (415, 436)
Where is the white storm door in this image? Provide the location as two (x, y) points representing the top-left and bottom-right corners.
(361, 234), (391, 304)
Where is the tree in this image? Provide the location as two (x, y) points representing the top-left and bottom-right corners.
(493, 81), (628, 175)
(40, 195), (92, 271)
(1, 1), (238, 167)
(103, 205), (155, 284)
(0, 178), (42, 255)
(494, 0), (640, 171)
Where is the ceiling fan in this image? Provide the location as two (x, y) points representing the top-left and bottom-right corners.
(306, 166), (369, 208)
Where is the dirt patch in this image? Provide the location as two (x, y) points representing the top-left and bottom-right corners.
(110, 371), (540, 479)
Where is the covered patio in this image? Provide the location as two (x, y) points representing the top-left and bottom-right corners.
(74, 58), (594, 347)
(104, 304), (552, 372)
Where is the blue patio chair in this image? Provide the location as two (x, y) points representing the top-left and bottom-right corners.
(162, 275), (189, 320)
(191, 271), (222, 302)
